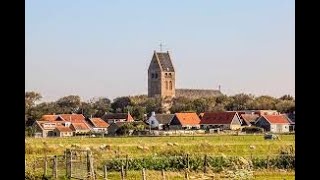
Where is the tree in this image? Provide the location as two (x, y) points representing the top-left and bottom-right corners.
(226, 93), (254, 110)
(111, 96), (131, 113)
(170, 97), (195, 113)
(77, 101), (96, 118)
(193, 97), (216, 114)
(92, 97), (112, 117)
(144, 97), (162, 114)
(56, 95), (81, 113)
(252, 95), (277, 110)
(25, 91), (42, 118)
(279, 94), (294, 101)
(275, 100), (295, 113)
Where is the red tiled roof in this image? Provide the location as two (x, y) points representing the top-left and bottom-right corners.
(89, 118), (109, 128)
(55, 126), (73, 132)
(70, 123), (91, 131)
(59, 114), (86, 123)
(262, 115), (290, 124)
(200, 112), (238, 124)
(175, 113), (201, 126)
(39, 115), (58, 121)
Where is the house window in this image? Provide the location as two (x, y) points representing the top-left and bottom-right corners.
(169, 81), (172, 90)
(151, 121), (154, 125)
(155, 73), (158, 79)
(165, 81), (168, 90)
(151, 73), (154, 78)
(165, 73), (167, 76)
(169, 73), (172, 77)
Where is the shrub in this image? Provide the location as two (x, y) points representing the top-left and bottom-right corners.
(242, 126), (264, 133)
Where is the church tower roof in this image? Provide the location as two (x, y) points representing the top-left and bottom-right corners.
(154, 51), (175, 72)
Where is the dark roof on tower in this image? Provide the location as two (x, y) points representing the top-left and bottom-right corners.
(155, 52), (174, 72)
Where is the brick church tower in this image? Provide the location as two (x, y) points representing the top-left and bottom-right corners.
(148, 51), (175, 100)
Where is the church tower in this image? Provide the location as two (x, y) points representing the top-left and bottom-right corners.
(148, 51), (175, 99)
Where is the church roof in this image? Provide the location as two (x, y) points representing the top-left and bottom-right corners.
(155, 52), (174, 72)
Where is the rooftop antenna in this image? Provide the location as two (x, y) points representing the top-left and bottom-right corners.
(219, 85), (221, 91)
(159, 43), (163, 52)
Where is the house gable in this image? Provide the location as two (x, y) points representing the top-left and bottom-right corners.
(231, 114), (241, 125)
(169, 115), (182, 126)
(256, 116), (270, 126)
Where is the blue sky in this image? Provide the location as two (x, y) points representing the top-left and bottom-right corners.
(25, 0), (295, 102)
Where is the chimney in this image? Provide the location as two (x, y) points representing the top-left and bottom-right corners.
(218, 85), (221, 91)
(151, 111), (156, 116)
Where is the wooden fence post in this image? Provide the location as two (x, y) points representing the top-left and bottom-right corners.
(184, 169), (189, 180)
(121, 164), (125, 180)
(203, 154), (208, 173)
(186, 154), (190, 169)
(53, 155), (58, 179)
(142, 168), (146, 180)
(87, 150), (95, 179)
(125, 155), (129, 177)
(267, 155), (270, 169)
(65, 149), (72, 178)
(104, 165), (108, 180)
(161, 169), (165, 180)
(43, 157), (47, 177)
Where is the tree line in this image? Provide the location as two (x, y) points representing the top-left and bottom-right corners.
(25, 92), (295, 122)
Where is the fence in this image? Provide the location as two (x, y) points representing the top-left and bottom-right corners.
(25, 149), (294, 180)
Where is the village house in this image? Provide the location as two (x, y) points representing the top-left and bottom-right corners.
(32, 115), (67, 137)
(101, 112), (134, 124)
(54, 124), (73, 137)
(239, 114), (260, 126)
(169, 112), (201, 130)
(32, 114), (93, 137)
(59, 114), (91, 135)
(146, 112), (174, 130)
(255, 115), (290, 133)
(200, 112), (242, 130)
(86, 117), (110, 133)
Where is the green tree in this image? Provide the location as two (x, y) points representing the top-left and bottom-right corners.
(193, 97), (216, 114)
(226, 93), (254, 110)
(144, 97), (162, 114)
(111, 96), (131, 113)
(25, 91), (42, 119)
(279, 94), (294, 101)
(56, 95), (81, 113)
(77, 101), (96, 118)
(170, 97), (195, 113)
(92, 97), (112, 117)
(252, 95), (277, 110)
(275, 100), (295, 113)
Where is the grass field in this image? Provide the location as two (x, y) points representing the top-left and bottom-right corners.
(26, 134), (295, 158)
(25, 134), (295, 179)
